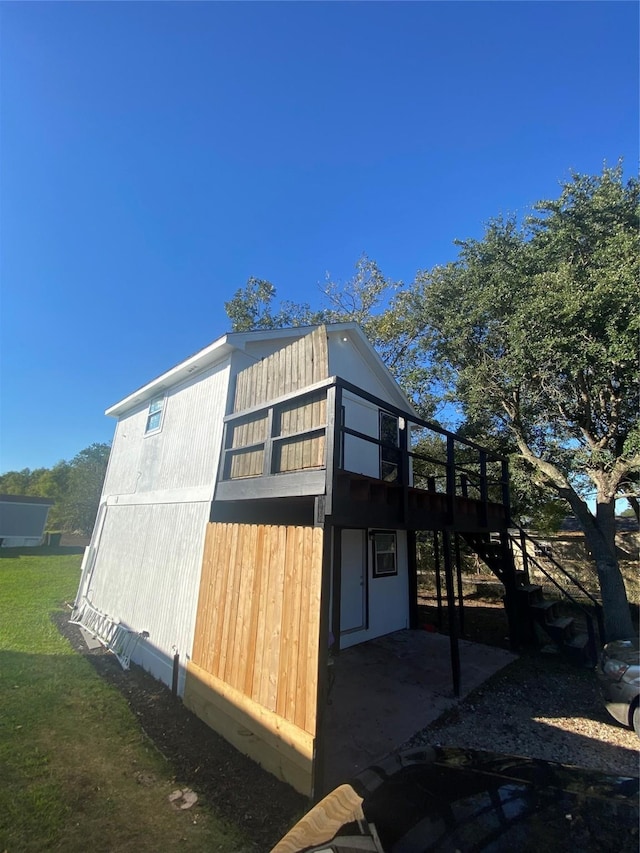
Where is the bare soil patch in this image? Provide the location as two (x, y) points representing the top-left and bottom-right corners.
(55, 592), (638, 851)
(53, 611), (306, 852)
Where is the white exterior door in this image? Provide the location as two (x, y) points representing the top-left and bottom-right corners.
(338, 528), (409, 650)
(340, 529), (366, 633)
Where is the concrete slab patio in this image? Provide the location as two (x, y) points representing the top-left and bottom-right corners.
(322, 629), (517, 791)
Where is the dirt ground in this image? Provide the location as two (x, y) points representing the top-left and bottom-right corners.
(417, 588), (513, 648)
(54, 592), (639, 851)
(53, 611), (306, 852)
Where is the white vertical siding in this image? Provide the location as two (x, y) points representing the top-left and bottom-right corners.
(102, 358), (231, 498)
(342, 393), (381, 478)
(87, 501), (210, 690)
(327, 335), (392, 401)
(82, 355), (233, 691)
(101, 417), (143, 496)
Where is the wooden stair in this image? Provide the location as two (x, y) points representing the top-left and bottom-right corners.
(516, 583), (594, 664)
(462, 530), (600, 665)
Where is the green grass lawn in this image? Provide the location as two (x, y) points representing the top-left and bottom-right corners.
(0, 548), (252, 852)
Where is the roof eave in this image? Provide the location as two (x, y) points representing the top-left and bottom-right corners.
(105, 334), (236, 417)
(105, 322), (417, 420)
(328, 324), (417, 417)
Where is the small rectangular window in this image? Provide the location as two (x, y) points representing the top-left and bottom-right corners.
(145, 395), (165, 434)
(372, 530), (397, 578)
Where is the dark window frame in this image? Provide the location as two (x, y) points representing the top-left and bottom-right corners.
(371, 529), (398, 578)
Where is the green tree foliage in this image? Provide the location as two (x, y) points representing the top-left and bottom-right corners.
(62, 444), (111, 535)
(226, 258), (436, 418)
(224, 278), (280, 331)
(411, 164), (639, 639)
(31, 463), (71, 529)
(226, 163), (638, 640)
(0, 443), (110, 535)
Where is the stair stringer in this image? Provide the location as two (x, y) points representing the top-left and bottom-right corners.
(460, 530), (598, 664)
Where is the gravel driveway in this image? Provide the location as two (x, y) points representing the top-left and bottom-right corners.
(406, 649), (639, 778)
(56, 609), (638, 851)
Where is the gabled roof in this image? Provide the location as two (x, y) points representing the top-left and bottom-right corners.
(106, 323), (416, 418)
(325, 323), (416, 415)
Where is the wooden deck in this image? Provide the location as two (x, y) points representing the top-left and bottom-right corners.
(214, 326), (510, 535)
(215, 383), (510, 535)
(330, 471), (508, 533)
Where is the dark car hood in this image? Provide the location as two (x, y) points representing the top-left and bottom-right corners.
(272, 746), (639, 853)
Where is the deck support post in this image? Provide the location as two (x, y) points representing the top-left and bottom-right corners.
(499, 532), (524, 650)
(454, 533), (465, 639)
(312, 522), (335, 803)
(407, 529), (419, 629)
(323, 384), (341, 517)
(446, 435), (455, 525)
(330, 528), (342, 655)
(519, 527), (530, 583)
(501, 458), (511, 525)
(399, 416), (409, 524)
(479, 451), (489, 528)
(433, 530), (443, 631)
(442, 529), (461, 698)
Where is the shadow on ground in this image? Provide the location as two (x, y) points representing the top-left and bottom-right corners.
(53, 611), (306, 851)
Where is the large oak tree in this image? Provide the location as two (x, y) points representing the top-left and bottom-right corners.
(404, 165), (639, 640)
(225, 164), (638, 640)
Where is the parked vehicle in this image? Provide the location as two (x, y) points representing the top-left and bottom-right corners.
(597, 637), (640, 737)
(271, 746), (639, 852)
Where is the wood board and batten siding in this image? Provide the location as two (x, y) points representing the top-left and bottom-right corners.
(184, 522), (324, 796)
(228, 327), (329, 480)
(233, 325), (328, 411)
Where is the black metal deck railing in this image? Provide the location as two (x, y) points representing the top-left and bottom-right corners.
(215, 376), (511, 531)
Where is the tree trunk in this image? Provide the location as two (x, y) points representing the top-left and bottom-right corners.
(569, 493), (634, 642)
(513, 433), (635, 642)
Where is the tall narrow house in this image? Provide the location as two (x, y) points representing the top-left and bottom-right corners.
(73, 324), (515, 797)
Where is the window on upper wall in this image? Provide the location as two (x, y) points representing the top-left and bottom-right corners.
(379, 410), (400, 482)
(372, 530), (397, 577)
(145, 395), (165, 434)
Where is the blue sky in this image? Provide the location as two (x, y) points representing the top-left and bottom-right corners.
(1, 1), (637, 472)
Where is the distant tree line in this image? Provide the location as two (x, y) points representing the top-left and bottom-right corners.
(0, 443), (110, 536)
